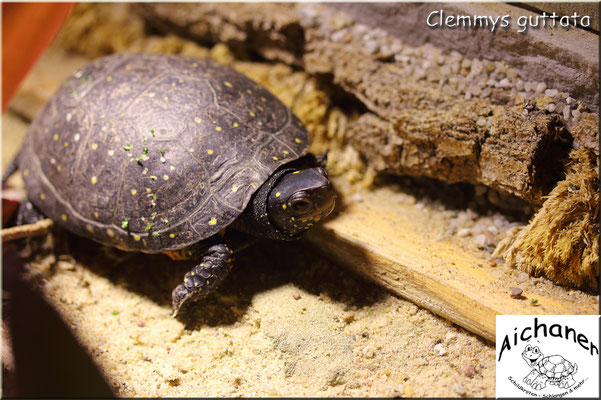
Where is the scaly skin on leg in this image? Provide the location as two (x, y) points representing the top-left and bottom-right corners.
(171, 239), (234, 317)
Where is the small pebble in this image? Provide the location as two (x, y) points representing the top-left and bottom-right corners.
(331, 29), (348, 43)
(487, 259), (497, 268)
(445, 332), (457, 343)
(363, 345), (376, 359)
(546, 103), (556, 112)
(515, 80), (525, 91)
(463, 363), (476, 378)
(476, 118), (486, 126)
(506, 69), (519, 80)
(517, 272), (529, 283)
(457, 228), (471, 237)
(291, 291), (301, 300)
(535, 82), (547, 93)
(474, 234), (487, 247)
(454, 383), (466, 396)
(434, 343), (447, 356)
(545, 88), (558, 97)
(510, 287), (523, 298)
(364, 40), (380, 55)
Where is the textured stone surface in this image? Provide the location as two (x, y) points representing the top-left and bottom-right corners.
(334, 2), (599, 109)
(136, 2), (594, 204)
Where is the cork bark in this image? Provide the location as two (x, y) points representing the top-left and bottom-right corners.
(135, 2), (592, 205)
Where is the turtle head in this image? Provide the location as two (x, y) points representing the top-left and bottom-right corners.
(522, 345), (543, 367)
(267, 166), (336, 236)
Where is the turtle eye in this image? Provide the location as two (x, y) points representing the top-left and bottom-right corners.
(289, 196), (313, 214)
(525, 345), (531, 351)
(533, 347), (539, 354)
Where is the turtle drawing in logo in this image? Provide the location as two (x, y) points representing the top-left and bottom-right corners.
(522, 344), (579, 390)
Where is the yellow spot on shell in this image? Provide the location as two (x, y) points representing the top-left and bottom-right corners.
(233, 122), (239, 128)
(169, 233), (175, 238)
(64, 141), (69, 147)
(53, 134), (59, 141)
(249, 111), (256, 117)
(260, 96), (267, 102)
(209, 217), (217, 225)
(92, 143), (98, 150)
(133, 235), (141, 241)
(294, 138), (301, 143)
(283, 150), (289, 155)
(61, 214), (67, 221)
(195, 117), (202, 124)
(91, 176), (98, 184)
(131, 189), (137, 196)
(246, 89), (252, 94)
(293, 171), (300, 174)
(232, 185), (238, 192)
(224, 81), (232, 87)
(163, 175), (169, 181)
(106, 76), (112, 82)
(282, 204), (287, 210)
(216, 127), (222, 132)
(207, 149), (214, 155)
(258, 105), (264, 111)
(170, 165), (175, 171)
(275, 192), (280, 197)
(57, 166), (62, 172)
(107, 229), (115, 237)
(148, 92), (155, 98)
(86, 224), (94, 233)
(272, 156), (279, 161)
(40, 194), (46, 200)
(108, 150), (114, 156)
(23, 169), (30, 176)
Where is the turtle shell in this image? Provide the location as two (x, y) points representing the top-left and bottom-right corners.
(539, 355), (574, 379)
(19, 53), (310, 252)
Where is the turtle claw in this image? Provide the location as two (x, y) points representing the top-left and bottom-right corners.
(171, 241), (234, 317)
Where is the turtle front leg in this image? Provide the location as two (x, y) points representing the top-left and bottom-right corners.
(531, 373), (548, 390)
(523, 369), (539, 386)
(171, 239), (234, 317)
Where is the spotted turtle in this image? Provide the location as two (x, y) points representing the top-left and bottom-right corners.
(11, 53), (336, 316)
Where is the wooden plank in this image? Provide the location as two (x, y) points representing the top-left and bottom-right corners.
(305, 186), (598, 342)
